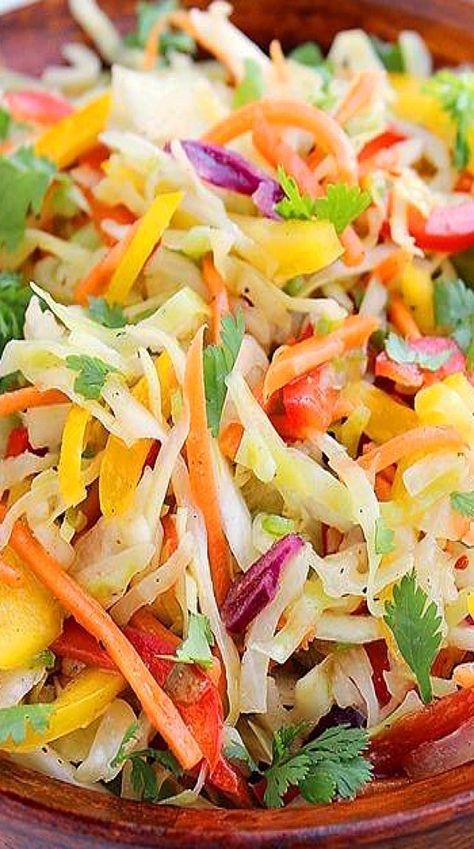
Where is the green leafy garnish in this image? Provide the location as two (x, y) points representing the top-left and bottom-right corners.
(0, 370), (24, 394)
(112, 721), (182, 803)
(374, 516), (395, 556)
(31, 650), (56, 670)
(0, 146), (56, 251)
(233, 59), (264, 108)
(175, 612), (215, 668)
(385, 332), (451, 372)
(425, 70), (474, 170)
(450, 490), (474, 517)
(0, 272), (32, 355)
(88, 296), (127, 329)
(384, 569), (443, 704)
(0, 108), (11, 141)
(276, 169), (371, 233)
(433, 277), (474, 368)
(66, 355), (117, 401)
(263, 722), (372, 809)
(261, 514), (296, 538)
(203, 309), (245, 437)
(370, 35), (404, 72)
(224, 739), (258, 773)
(289, 42), (324, 68)
(126, 1), (196, 59)
(0, 703), (54, 745)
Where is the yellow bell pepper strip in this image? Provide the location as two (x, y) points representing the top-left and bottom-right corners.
(233, 214), (343, 285)
(105, 191), (183, 304)
(400, 262), (434, 334)
(342, 381), (418, 444)
(0, 667), (125, 753)
(0, 504), (203, 770)
(99, 352), (175, 518)
(58, 405), (91, 507)
(415, 374), (474, 443)
(34, 92), (111, 169)
(0, 551), (62, 670)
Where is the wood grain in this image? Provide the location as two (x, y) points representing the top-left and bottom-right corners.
(0, 0), (474, 847)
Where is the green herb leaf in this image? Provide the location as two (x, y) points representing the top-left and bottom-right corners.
(313, 183), (372, 235)
(126, 1), (196, 58)
(0, 703), (54, 745)
(111, 722), (182, 803)
(434, 277), (474, 328)
(374, 516), (395, 555)
(175, 612), (215, 668)
(0, 272), (32, 355)
(0, 370), (24, 394)
(370, 35), (405, 72)
(289, 42), (324, 68)
(384, 569), (443, 704)
(0, 108), (11, 141)
(275, 166), (317, 220)
(31, 650), (56, 670)
(88, 296), (127, 329)
(233, 59), (264, 108)
(203, 309), (245, 437)
(111, 720), (141, 768)
(425, 71), (474, 170)
(263, 723), (372, 809)
(450, 490), (474, 517)
(0, 147), (56, 251)
(66, 354), (117, 400)
(224, 740), (258, 773)
(385, 332), (451, 372)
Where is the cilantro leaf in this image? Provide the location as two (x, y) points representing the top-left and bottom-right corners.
(313, 184), (372, 235)
(0, 108), (11, 141)
(384, 569), (443, 704)
(233, 59), (264, 108)
(0, 272), (32, 355)
(275, 167), (317, 220)
(88, 297), (127, 329)
(0, 703), (54, 745)
(434, 278), (474, 366)
(31, 650), (56, 670)
(263, 723), (372, 809)
(0, 370), (24, 394)
(0, 147), (56, 251)
(374, 516), (395, 556)
(175, 612), (215, 668)
(203, 309), (245, 437)
(425, 70), (474, 170)
(66, 355), (117, 401)
(289, 42), (324, 68)
(385, 332), (451, 372)
(111, 720), (141, 768)
(111, 722), (181, 803)
(370, 35), (405, 72)
(450, 490), (474, 517)
(224, 739), (258, 773)
(126, 1), (196, 59)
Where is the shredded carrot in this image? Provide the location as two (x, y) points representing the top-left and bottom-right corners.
(74, 221), (139, 305)
(204, 99), (358, 185)
(306, 147), (325, 171)
(374, 474), (393, 501)
(184, 328), (232, 606)
(0, 557), (24, 587)
(0, 505), (202, 770)
(269, 39), (290, 83)
(358, 426), (464, 474)
(0, 387), (68, 419)
(334, 71), (380, 127)
(339, 225), (365, 267)
(202, 254), (231, 344)
(218, 421), (243, 461)
(388, 293), (422, 339)
(263, 314), (379, 400)
(143, 17), (168, 71)
(374, 249), (409, 287)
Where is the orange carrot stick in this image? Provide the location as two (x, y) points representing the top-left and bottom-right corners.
(0, 557), (24, 587)
(334, 71), (380, 127)
(0, 387), (68, 419)
(388, 294), (422, 339)
(202, 254), (231, 344)
(204, 99), (358, 185)
(373, 249), (409, 287)
(184, 328), (232, 606)
(74, 221), (139, 306)
(143, 18), (168, 71)
(218, 421), (243, 461)
(263, 314), (379, 400)
(0, 505), (202, 770)
(358, 426), (463, 474)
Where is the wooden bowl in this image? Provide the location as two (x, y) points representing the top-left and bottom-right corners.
(0, 1), (474, 847)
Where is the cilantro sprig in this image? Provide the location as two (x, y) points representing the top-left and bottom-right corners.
(233, 59), (264, 108)
(88, 297), (127, 329)
(384, 570), (443, 704)
(262, 722), (372, 809)
(0, 147), (56, 251)
(450, 490), (474, 518)
(0, 272), (32, 355)
(0, 703), (53, 745)
(125, 1), (196, 60)
(275, 169), (371, 234)
(0, 108), (11, 142)
(370, 35), (404, 72)
(175, 613), (215, 668)
(433, 278), (474, 369)
(385, 332), (451, 372)
(66, 355), (117, 401)
(203, 309), (245, 437)
(111, 721), (181, 803)
(425, 70), (474, 170)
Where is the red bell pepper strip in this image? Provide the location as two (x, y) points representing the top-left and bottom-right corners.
(280, 367), (338, 440)
(5, 425), (30, 458)
(358, 128), (407, 163)
(370, 687), (474, 776)
(375, 336), (467, 389)
(409, 201), (474, 253)
(207, 755), (253, 808)
(51, 618), (117, 670)
(5, 90), (73, 126)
